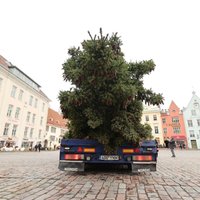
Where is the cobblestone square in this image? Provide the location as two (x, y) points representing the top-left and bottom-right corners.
(0, 149), (200, 200)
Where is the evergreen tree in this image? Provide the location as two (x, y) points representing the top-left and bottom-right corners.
(59, 29), (163, 153)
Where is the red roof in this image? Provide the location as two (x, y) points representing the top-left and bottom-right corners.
(47, 108), (68, 128)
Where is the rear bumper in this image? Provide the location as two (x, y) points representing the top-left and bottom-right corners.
(59, 160), (85, 171)
(131, 162), (156, 172)
(59, 160), (157, 172)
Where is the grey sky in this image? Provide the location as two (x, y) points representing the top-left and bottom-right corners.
(1, 0), (200, 111)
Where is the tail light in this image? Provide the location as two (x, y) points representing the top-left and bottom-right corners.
(122, 148), (134, 154)
(84, 148), (96, 153)
(122, 148), (140, 154)
(65, 154), (84, 160)
(132, 155), (152, 161)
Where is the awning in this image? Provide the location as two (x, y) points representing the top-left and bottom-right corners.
(172, 135), (186, 140)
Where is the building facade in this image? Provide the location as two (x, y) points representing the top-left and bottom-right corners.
(141, 104), (164, 145)
(45, 108), (68, 149)
(0, 55), (50, 149)
(161, 101), (187, 148)
(183, 92), (200, 149)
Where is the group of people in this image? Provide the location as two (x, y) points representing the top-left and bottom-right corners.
(34, 143), (42, 152)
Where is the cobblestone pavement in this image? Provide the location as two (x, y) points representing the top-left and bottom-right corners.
(0, 149), (200, 200)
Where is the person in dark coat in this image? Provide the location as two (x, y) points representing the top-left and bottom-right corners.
(38, 143), (42, 152)
(34, 144), (38, 151)
(169, 138), (176, 157)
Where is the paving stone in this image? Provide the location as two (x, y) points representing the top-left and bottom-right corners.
(0, 149), (200, 200)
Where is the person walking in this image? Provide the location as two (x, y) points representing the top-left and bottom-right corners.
(169, 137), (176, 157)
(34, 144), (38, 151)
(38, 143), (42, 152)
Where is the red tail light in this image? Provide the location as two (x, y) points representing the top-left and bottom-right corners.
(65, 154), (84, 160)
(132, 155), (152, 161)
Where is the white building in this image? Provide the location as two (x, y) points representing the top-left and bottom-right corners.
(45, 108), (68, 149)
(0, 55), (50, 149)
(141, 104), (164, 145)
(183, 91), (200, 149)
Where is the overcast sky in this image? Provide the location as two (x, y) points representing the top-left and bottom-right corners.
(1, 0), (200, 111)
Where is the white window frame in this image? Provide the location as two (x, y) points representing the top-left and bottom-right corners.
(12, 125), (18, 136)
(7, 104), (13, 117)
(11, 85), (17, 98)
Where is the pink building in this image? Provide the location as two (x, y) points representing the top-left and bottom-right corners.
(161, 101), (187, 148)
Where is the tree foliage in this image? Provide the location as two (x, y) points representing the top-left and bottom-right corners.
(59, 29), (163, 153)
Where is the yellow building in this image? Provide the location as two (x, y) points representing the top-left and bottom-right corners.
(141, 104), (164, 146)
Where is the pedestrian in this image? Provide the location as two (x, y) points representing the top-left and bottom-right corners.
(154, 139), (158, 148)
(34, 144), (38, 151)
(38, 143), (42, 152)
(169, 137), (176, 157)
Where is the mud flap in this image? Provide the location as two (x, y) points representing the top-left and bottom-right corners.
(59, 161), (85, 172)
(131, 163), (156, 173)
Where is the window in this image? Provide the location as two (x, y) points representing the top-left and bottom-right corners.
(15, 107), (20, 119)
(189, 130), (195, 138)
(162, 118), (166, 124)
(46, 126), (49, 132)
(12, 125), (18, 136)
(145, 115), (149, 121)
(26, 112), (31, 122)
(172, 117), (179, 123)
(173, 127), (181, 134)
(39, 130), (42, 139)
(153, 115), (157, 121)
(191, 110), (196, 116)
(7, 104), (13, 117)
(197, 119), (200, 126)
(32, 114), (36, 124)
(18, 89), (24, 101)
(29, 95), (33, 106)
(3, 123), (10, 135)
(50, 135), (55, 141)
(187, 120), (193, 127)
(40, 117), (43, 126)
(61, 129), (65, 135)
(24, 127), (29, 138)
(11, 85), (17, 98)
(154, 126), (159, 134)
(34, 98), (38, 108)
(194, 102), (199, 108)
(51, 127), (56, 133)
(42, 103), (45, 112)
(30, 128), (34, 138)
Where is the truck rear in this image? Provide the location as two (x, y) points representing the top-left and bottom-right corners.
(59, 139), (158, 172)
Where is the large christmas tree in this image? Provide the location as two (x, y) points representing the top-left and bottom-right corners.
(59, 29), (163, 153)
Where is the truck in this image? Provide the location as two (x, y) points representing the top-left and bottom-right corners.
(58, 139), (158, 172)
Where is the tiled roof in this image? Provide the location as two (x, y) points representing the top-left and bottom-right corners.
(0, 55), (12, 68)
(47, 108), (68, 128)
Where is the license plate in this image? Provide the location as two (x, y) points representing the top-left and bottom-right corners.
(146, 148), (152, 151)
(138, 168), (150, 172)
(100, 155), (119, 160)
